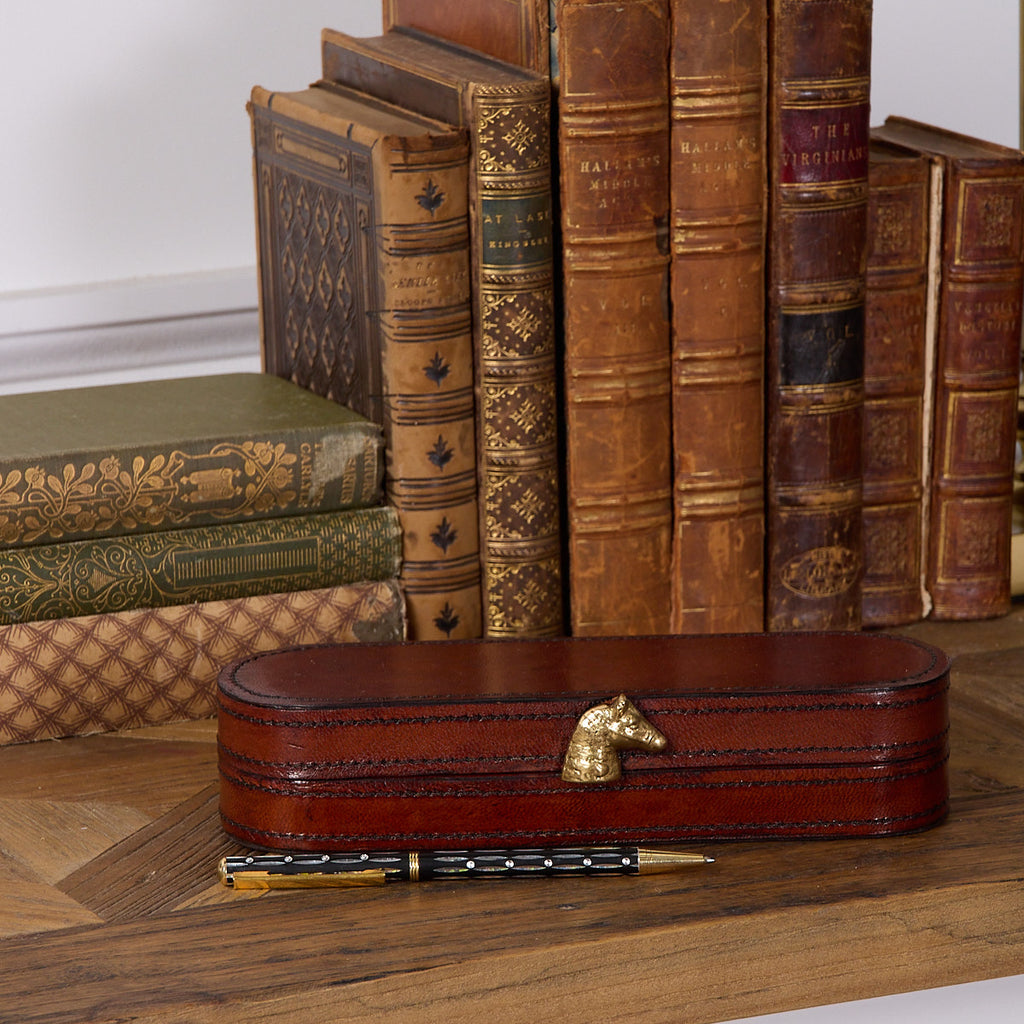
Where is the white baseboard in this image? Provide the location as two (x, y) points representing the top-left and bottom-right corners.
(0, 269), (262, 394)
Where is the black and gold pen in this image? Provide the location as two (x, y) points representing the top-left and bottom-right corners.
(218, 847), (715, 889)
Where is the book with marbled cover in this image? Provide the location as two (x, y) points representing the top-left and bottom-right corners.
(250, 83), (482, 640)
(0, 373), (383, 548)
(321, 27), (563, 638)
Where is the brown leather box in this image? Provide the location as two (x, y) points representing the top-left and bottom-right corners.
(217, 632), (950, 851)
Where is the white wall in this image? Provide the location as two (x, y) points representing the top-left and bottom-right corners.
(0, 1), (382, 294)
(871, 0), (1020, 146)
(0, 1), (382, 392)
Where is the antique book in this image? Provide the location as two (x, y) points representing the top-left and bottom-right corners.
(0, 504), (401, 624)
(872, 117), (1024, 620)
(0, 373), (383, 548)
(0, 580), (405, 746)
(556, 0), (673, 636)
(250, 83), (482, 640)
(382, 0), (552, 74)
(321, 28), (563, 638)
(765, 0), (872, 631)
(861, 139), (939, 626)
(668, 0), (766, 633)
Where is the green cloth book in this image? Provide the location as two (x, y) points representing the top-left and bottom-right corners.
(0, 505), (402, 624)
(0, 373), (384, 548)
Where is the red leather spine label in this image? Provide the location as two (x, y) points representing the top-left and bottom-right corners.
(778, 101), (870, 186)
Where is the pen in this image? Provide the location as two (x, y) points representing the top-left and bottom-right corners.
(218, 846), (715, 889)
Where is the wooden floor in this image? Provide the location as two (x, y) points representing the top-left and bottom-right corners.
(1, 608), (1023, 1023)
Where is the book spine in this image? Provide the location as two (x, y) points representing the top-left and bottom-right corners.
(0, 581), (406, 745)
(318, 35), (562, 638)
(368, 131), (482, 641)
(557, 0), (673, 636)
(927, 159), (1024, 619)
(765, 0), (872, 631)
(862, 144), (934, 626)
(468, 81), (564, 638)
(0, 427), (383, 548)
(250, 87), (482, 640)
(668, 0), (767, 633)
(0, 506), (401, 624)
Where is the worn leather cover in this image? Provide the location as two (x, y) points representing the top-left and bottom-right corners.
(557, 0), (673, 636)
(321, 29), (563, 639)
(218, 632), (950, 850)
(669, 0), (766, 633)
(250, 84), (482, 640)
(382, 0), (551, 74)
(0, 373), (383, 548)
(862, 140), (936, 627)
(765, 0), (872, 631)
(872, 117), (1024, 622)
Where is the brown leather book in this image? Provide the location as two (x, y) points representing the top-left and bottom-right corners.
(556, 0), (673, 636)
(765, 0), (872, 631)
(668, 0), (766, 633)
(382, 0), (552, 74)
(0, 581), (406, 746)
(861, 139), (939, 627)
(321, 28), (564, 639)
(250, 83), (482, 640)
(872, 117), (1024, 621)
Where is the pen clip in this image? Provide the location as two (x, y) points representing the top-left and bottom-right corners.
(218, 858), (387, 890)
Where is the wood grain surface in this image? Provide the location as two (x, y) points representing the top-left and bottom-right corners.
(1, 609), (1022, 1023)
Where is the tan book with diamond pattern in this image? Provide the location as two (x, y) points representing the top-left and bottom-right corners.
(0, 581), (405, 745)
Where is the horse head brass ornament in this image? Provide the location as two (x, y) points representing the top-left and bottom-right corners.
(561, 694), (667, 784)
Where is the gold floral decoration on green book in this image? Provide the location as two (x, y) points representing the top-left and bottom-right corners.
(0, 506), (401, 624)
(0, 442), (325, 545)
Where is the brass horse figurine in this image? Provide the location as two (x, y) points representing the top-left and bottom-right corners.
(561, 694), (667, 783)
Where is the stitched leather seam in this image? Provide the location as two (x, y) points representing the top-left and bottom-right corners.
(220, 799), (950, 843)
(217, 726), (949, 771)
(218, 681), (948, 728)
(221, 753), (948, 799)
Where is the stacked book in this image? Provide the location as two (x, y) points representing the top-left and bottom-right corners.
(0, 373), (405, 745)
(248, 0), (1024, 638)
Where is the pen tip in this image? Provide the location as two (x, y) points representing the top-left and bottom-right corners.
(636, 849), (716, 873)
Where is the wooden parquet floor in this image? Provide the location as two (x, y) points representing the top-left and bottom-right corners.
(0, 610), (1022, 1023)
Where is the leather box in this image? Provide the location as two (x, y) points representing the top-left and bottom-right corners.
(217, 632), (950, 851)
